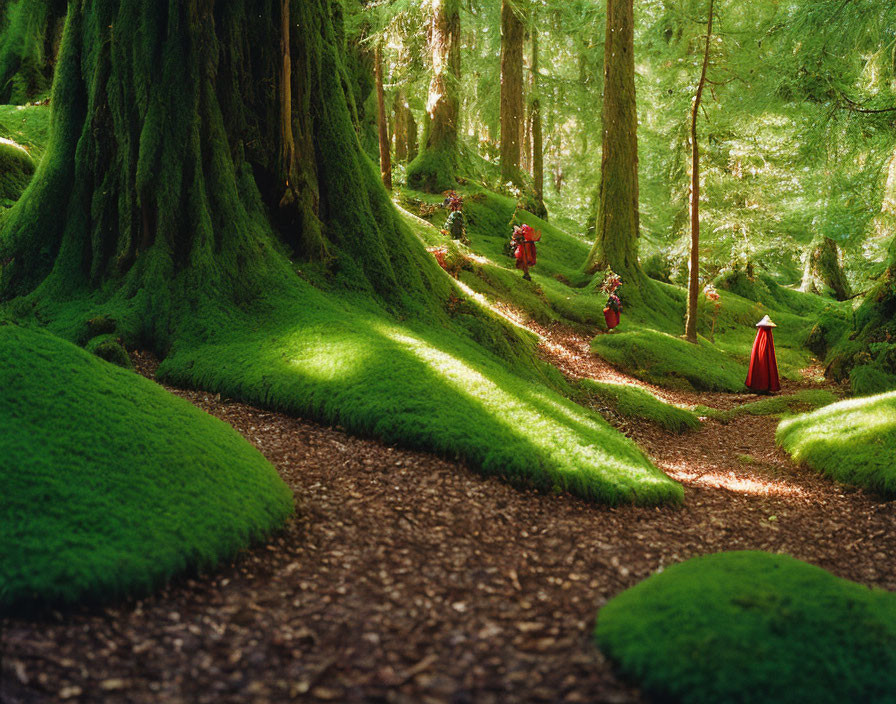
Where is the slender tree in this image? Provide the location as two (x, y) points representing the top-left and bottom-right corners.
(500, 0), (525, 184)
(585, 0), (641, 277)
(407, 0), (460, 193)
(683, 0), (714, 344)
(529, 15), (544, 211)
(375, 42), (392, 190)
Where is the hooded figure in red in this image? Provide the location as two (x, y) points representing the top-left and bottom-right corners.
(511, 223), (540, 281)
(745, 315), (780, 393)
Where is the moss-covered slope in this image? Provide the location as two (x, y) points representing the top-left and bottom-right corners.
(596, 551), (896, 704)
(777, 391), (896, 496)
(0, 136), (34, 203)
(0, 324), (294, 613)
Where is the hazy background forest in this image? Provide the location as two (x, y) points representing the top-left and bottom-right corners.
(354, 0), (896, 289)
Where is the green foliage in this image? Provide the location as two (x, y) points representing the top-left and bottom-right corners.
(580, 379), (700, 433)
(777, 391), (896, 497)
(695, 390), (838, 423)
(0, 324), (294, 613)
(0, 136), (32, 201)
(0, 0), (65, 103)
(595, 551), (896, 704)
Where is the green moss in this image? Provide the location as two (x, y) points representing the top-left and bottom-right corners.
(0, 103), (51, 159)
(581, 379), (700, 433)
(0, 0), (65, 104)
(696, 389), (839, 423)
(850, 365), (896, 396)
(0, 324), (294, 613)
(777, 391), (896, 496)
(0, 136), (34, 200)
(85, 333), (131, 369)
(591, 327), (748, 392)
(407, 146), (456, 193)
(153, 283), (683, 506)
(595, 551), (896, 704)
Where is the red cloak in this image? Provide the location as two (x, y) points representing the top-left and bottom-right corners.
(745, 326), (780, 393)
(514, 240), (537, 269)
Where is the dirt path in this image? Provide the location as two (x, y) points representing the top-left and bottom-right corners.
(3, 331), (895, 704)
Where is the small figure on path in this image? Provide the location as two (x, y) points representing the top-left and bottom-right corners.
(442, 191), (468, 244)
(510, 223), (540, 280)
(746, 314), (780, 393)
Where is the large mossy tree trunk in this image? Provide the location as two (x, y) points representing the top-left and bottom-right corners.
(800, 236), (852, 301)
(406, 0), (460, 193)
(0, 0), (66, 104)
(499, 0), (525, 186)
(0, 0), (446, 349)
(585, 0), (641, 278)
(683, 0), (713, 344)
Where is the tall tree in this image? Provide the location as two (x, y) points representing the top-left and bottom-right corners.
(683, 0), (714, 344)
(0, 0), (446, 345)
(407, 0), (460, 193)
(500, 0), (525, 184)
(585, 0), (640, 277)
(375, 42), (392, 190)
(529, 14), (544, 212)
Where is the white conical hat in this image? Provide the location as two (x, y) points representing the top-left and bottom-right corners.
(756, 315), (777, 328)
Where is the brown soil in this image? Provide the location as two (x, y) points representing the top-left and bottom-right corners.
(3, 327), (894, 704)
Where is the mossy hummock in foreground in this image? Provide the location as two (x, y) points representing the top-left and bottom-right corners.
(596, 551), (896, 704)
(580, 379), (700, 433)
(777, 391), (896, 497)
(0, 324), (294, 613)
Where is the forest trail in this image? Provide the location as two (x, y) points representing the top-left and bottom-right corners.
(4, 326), (896, 704)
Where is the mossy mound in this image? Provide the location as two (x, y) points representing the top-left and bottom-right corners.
(0, 137), (34, 201)
(696, 389), (839, 423)
(0, 324), (294, 613)
(777, 391), (896, 497)
(591, 328), (748, 392)
(0, 103), (51, 159)
(581, 379), (700, 433)
(596, 551), (896, 704)
(850, 365), (896, 396)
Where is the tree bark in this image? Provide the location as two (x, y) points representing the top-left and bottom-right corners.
(407, 0), (460, 192)
(0, 0), (443, 344)
(375, 42), (392, 190)
(684, 0), (714, 344)
(500, 0), (525, 185)
(530, 20), (544, 208)
(585, 0), (641, 277)
(393, 91), (408, 163)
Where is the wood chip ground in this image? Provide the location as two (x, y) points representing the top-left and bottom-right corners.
(3, 321), (894, 703)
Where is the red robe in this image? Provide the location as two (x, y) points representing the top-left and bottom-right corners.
(745, 326), (780, 393)
(513, 234), (539, 269)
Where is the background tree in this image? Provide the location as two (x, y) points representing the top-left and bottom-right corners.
(683, 0), (714, 344)
(585, 0), (640, 278)
(499, 0), (525, 185)
(375, 42), (393, 189)
(407, 0), (461, 192)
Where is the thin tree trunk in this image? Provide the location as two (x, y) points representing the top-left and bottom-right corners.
(585, 0), (641, 276)
(684, 0), (714, 343)
(393, 91), (408, 163)
(531, 20), (544, 206)
(279, 0), (298, 201)
(375, 42), (392, 190)
(500, 0), (524, 184)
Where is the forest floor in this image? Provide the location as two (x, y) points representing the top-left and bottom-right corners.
(3, 318), (896, 704)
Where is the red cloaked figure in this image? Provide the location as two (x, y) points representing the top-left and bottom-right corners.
(745, 315), (781, 393)
(511, 223), (540, 280)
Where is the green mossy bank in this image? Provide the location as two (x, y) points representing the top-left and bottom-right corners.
(0, 136), (33, 203)
(777, 391), (896, 497)
(596, 551), (896, 704)
(0, 324), (294, 613)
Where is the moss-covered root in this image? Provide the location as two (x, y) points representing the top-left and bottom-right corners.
(581, 379), (700, 433)
(777, 391), (896, 497)
(0, 325), (294, 613)
(0, 137), (35, 202)
(596, 551), (896, 704)
(695, 389), (838, 423)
